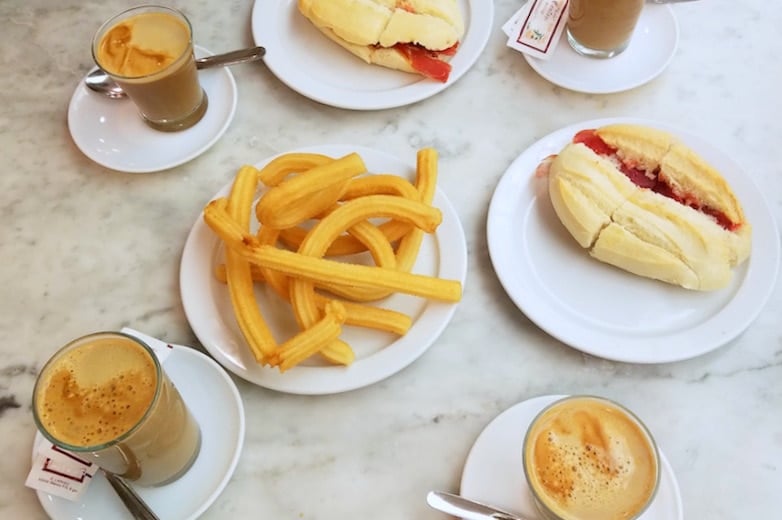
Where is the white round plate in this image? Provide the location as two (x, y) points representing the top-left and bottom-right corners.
(460, 394), (683, 520)
(67, 46), (237, 173)
(180, 145), (468, 394)
(524, 5), (678, 94)
(250, 0), (493, 110)
(487, 117), (780, 364)
(34, 344), (245, 520)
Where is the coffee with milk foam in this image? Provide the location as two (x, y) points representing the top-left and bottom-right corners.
(524, 397), (659, 520)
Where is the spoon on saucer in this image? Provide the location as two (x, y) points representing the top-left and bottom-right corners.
(103, 471), (160, 520)
(85, 46), (266, 99)
(426, 491), (531, 520)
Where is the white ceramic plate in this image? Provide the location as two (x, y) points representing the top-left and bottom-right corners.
(250, 0), (493, 110)
(524, 5), (678, 94)
(487, 117), (780, 363)
(461, 394), (683, 520)
(67, 46), (237, 173)
(180, 145), (468, 394)
(34, 344), (245, 520)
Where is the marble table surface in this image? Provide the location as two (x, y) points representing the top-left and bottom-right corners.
(1, 0), (780, 518)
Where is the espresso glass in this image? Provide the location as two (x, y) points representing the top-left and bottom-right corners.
(566, 0), (644, 58)
(523, 396), (660, 520)
(33, 331), (201, 487)
(92, 5), (208, 131)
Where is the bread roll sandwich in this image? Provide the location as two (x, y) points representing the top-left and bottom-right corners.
(546, 124), (751, 290)
(297, 0), (464, 82)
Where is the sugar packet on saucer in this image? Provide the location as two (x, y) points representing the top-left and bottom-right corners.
(26, 444), (100, 501)
(504, 0), (570, 60)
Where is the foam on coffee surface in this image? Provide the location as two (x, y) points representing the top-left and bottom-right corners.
(97, 12), (190, 77)
(526, 399), (658, 520)
(36, 337), (158, 447)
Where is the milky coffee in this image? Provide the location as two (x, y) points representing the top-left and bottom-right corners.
(566, 0), (644, 58)
(93, 6), (207, 131)
(33, 332), (201, 486)
(523, 396), (659, 520)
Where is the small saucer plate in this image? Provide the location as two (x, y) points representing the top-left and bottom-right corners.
(250, 0), (493, 110)
(180, 145), (468, 395)
(524, 5), (679, 94)
(460, 395), (684, 520)
(67, 46), (237, 173)
(33, 343), (245, 520)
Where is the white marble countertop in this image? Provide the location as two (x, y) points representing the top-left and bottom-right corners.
(1, 0), (780, 518)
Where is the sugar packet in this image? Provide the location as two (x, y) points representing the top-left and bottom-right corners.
(26, 443), (100, 501)
(504, 0), (570, 60)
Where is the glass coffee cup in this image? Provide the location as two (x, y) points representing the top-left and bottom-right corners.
(92, 5), (208, 132)
(32, 331), (202, 487)
(523, 396), (660, 520)
(566, 0), (645, 58)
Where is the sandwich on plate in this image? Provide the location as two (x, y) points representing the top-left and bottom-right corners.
(545, 124), (752, 291)
(298, 0), (465, 82)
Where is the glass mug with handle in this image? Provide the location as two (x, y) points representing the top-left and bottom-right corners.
(566, 0), (645, 58)
(92, 5), (208, 131)
(32, 331), (201, 487)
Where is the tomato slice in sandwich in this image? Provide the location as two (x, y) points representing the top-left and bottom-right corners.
(395, 43), (458, 83)
(573, 129), (738, 231)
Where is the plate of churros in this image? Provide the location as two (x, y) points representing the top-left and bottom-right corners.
(487, 117), (780, 363)
(250, 0), (494, 110)
(180, 145), (467, 394)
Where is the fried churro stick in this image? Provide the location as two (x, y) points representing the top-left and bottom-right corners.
(318, 340), (356, 366)
(255, 153), (367, 229)
(261, 246), (462, 299)
(256, 153), (333, 187)
(214, 263), (265, 283)
(341, 174), (421, 200)
(270, 300), (347, 372)
(222, 168), (277, 363)
(395, 148), (439, 272)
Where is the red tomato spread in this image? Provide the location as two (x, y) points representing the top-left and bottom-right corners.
(394, 43), (455, 83)
(573, 130), (737, 231)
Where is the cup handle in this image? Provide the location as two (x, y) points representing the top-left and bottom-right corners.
(114, 443), (142, 481)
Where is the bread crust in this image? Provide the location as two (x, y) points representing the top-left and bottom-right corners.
(297, 0), (464, 78)
(298, 0), (464, 50)
(548, 124), (752, 290)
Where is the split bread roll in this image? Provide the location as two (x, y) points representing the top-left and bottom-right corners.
(548, 124), (752, 290)
(297, 0), (464, 82)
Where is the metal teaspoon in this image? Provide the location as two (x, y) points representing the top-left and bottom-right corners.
(426, 491), (531, 520)
(103, 471), (160, 520)
(84, 46), (266, 98)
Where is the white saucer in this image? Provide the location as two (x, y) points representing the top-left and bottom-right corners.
(460, 395), (683, 520)
(67, 46), (237, 173)
(34, 344), (245, 520)
(179, 145), (468, 395)
(524, 5), (679, 94)
(487, 117), (780, 364)
(250, 0), (493, 110)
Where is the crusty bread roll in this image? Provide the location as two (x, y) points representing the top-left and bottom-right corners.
(297, 0), (464, 82)
(548, 124), (751, 290)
